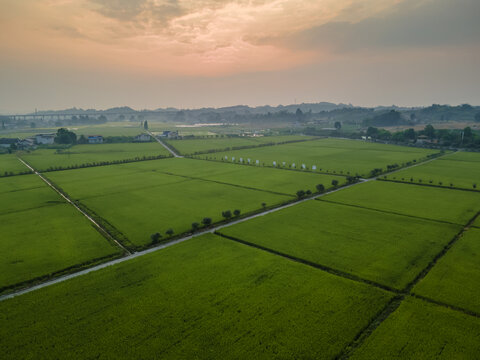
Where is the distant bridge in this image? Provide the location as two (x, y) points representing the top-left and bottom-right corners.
(2, 111), (163, 121)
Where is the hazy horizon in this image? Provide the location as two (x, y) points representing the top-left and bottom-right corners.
(1, 0), (479, 113)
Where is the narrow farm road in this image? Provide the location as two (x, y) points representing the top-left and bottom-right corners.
(148, 131), (183, 158)
(16, 158), (131, 255)
(1, 149), (451, 302)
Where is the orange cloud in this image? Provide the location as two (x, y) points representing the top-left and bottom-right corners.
(0, 0), (409, 76)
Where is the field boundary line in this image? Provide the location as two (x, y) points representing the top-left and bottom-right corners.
(16, 153), (172, 175)
(410, 294), (480, 319)
(0, 201), (65, 217)
(335, 295), (405, 359)
(0, 252), (123, 296)
(213, 232), (400, 294)
(0, 228), (214, 302)
(403, 211), (480, 292)
(189, 156), (351, 178)
(16, 158), (132, 255)
(169, 137), (323, 157)
(317, 198), (464, 227)
(338, 210), (480, 358)
(148, 131), (183, 157)
(378, 178), (480, 194)
(74, 177), (194, 202)
(158, 170), (295, 197)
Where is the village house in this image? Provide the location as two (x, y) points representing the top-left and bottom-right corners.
(416, 135), (438, 145)
(35, 133), (55, 145)
(0, 138), (19, 148)
(134, 133), (151, 142)
(87, 135), (104, 144)
(159, 130), (179, 139)
(17, 138), (36, 150)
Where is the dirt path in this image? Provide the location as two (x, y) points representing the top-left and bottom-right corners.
(16, 158), (131, 255)
(148, 131), (183, 158)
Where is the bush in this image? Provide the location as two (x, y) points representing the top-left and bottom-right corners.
(150, 233), (162, 244)
(296, 190), (306, 198)
(222, 210), (232, 219)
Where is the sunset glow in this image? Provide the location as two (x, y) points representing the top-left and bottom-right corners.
(1, 0), (479, 111)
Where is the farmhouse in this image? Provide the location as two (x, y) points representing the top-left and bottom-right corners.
(241, 131), (264, 137)
(35, 133), (55, 145)
(17, 138), (36, 149)
(416, 135), (437, 145)
(134, 133), (151, 142)
(0, 138), (19, 148)
(87, 135), (104, 144)
(160, 130), (179, 139)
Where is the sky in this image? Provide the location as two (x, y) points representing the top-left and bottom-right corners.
(0, 0), (479, 113)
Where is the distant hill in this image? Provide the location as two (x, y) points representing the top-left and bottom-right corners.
(363, 110), (410, 127)
(17, 103), (480, 127)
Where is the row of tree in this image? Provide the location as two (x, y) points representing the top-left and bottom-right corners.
(149, 210), (244, 245)
(365, 124), (479, 147)
(41, 154), (169, 173)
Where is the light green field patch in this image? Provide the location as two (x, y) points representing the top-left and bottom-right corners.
(0, 128), (57, 139)
(388, 151), (480, 190)
(350, 297), (480, 359)
(474, 216), (480, 228)
(0, 234), (392, 359)
(0, 204), (121, 289)
(0, 174), (45, 194)
(0, 175), (64, 215)
(209, 138), (438, 177)
(74, 124), (145, 136)
(0, 154), (30, 175)
(126, 158), (346, 195)
(413, 228), (480, 313)
(219, 200), (460, 290)
(166, 135), (314, 155)
(47, 163), (292, 247)
(80, 178), (290, 246)
(322, 180), (480, 225)
(47, 162), (187, 199)
(20, 142), (170, 171)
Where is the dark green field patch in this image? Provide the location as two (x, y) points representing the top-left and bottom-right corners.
(350, 297), (480, 359)
(126, 157), (346, 196)
(0, 234), (392, 359)
(386, 151), (480, 191)
(413, 228), (480, 314)
(0, 175), (64, 215)
(47, 163), (293, 247)
(218, 200), (461, 290)
(322, 180), (480, 225)
(165, 135), (315, 155)
(20, 143), (170, 171)
(0, 154), (30, 176)
(0, 204), (121, 289)
(209, 138), (439, 177)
